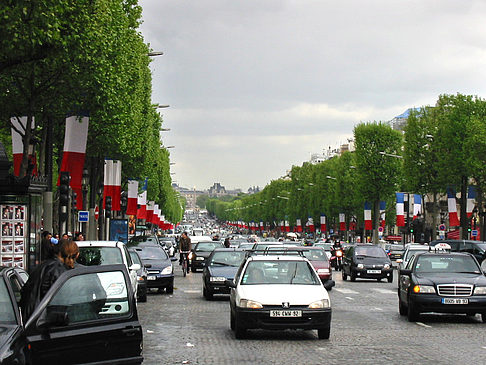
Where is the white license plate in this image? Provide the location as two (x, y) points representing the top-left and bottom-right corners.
(270, 310), (302, 317)
(442, 298), (469, 304)
(367, 270), (381, 274)
(147, 276), (156, 280)
(196, 257), (204, 261)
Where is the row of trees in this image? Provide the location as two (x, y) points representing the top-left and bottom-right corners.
(205, 94), (486, 242)
(0, 1), (183, 223)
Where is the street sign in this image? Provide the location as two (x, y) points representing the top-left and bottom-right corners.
(78, 211), (89, 222)
(472, 229), (478, 237)
(438, 224), (446, 231)
(378, 227), (384, 232)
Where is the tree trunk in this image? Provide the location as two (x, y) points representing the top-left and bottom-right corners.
(372, 199), (380, 244)
(460, 175), (468, 240)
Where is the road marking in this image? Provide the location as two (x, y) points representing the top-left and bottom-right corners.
(345, 296), (355, 301)
(373, 307), (383, 311)
(416, 322), (432, 328)
(184, 290), (201, 293)
(372, 288), (396, 295)
(482, 346), (486, 350)
(335, 288), (359, 295)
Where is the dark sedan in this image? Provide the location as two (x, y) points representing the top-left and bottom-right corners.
(342, 244), (393, 282)
(128, 249), (148, 302)
(398, 252), (486, 322)
(190, 241), (224, 272)
(128, 243), (175, 294)
(0, 264), (143, 364)
(202, 248), (247, 300)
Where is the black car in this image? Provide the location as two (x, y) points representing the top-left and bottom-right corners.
(398, 252), (486, 322)
(429, 239), (486, 265)
(0, 264), (143, 364)
(190, 241), (224, 272)
(342, 244), (393, 282)
(128, 249), (148, 302)
(202, 248), (247, 300)
(128, 242), (175, 294)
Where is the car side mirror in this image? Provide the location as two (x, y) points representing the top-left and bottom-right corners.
(400, 269), (412, 276)
(144, 264), (152, 269)
(225, 279), (236, 288)
(130, 263), (141, 271)
(323, 280), (335, 290)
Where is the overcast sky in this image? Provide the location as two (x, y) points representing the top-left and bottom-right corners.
(139, 0), (486, 191)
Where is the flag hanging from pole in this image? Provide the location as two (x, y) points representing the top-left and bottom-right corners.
(11, 116), (37, 177)
(396, 193), (405, 227)
(364, 202), (372, 230)
(137, 190), (147, 219)
(146, 201), (154, 222)
(126, 180), (138, 215)
(447, 187), (460, 227)
(339, 213), (346, 231)
(413, 194), (422, 220)
(466, 186), (476, 218)
(308, 217), (315, 232)
(380, 201), (386, 228)
(296, 219), (302, 233)
(112, 160), (122, 211)
(320, 214), (326, 233)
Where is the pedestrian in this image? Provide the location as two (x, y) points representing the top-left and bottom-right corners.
(40, 231), (53, 262)
(74, 232), (85, 241)
(20, 238), (80, 321)
(224, 237), (231, 248)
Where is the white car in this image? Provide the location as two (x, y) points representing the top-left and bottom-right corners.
(76, 241), (140, 299)
(228, 255), (332, 339)
(397, 244), (430, 270)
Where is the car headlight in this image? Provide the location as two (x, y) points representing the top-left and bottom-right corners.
(137, 275), (145, 281)
(161, 266), (173, 275)
(413, 285), (435, 294)
(210, 276), (226, 282)
(383, 264), (390, 270)
(308, 299), (330, 309)
(357, 264), (364, 269)
(239, 299), (263, 309)
(317, 269), (330, 274)
(474, 286), (486, 295)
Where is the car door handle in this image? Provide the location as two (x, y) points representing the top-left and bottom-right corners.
(122, 327), (140, 337)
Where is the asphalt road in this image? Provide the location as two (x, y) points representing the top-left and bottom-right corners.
(138, 265), (486, 365)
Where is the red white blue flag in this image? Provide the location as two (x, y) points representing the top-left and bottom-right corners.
(447, 187), (460, 227)
(467, 186), (476, 218)
(396, 193), (405, 227)
(364, 202), (372, 230)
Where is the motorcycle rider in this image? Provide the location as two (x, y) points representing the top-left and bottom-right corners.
(331, 237), (344, 271)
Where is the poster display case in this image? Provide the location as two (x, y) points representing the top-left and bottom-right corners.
(0, 204), (27, 268)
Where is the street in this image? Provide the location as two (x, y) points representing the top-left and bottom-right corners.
(138, 265), (486, 365)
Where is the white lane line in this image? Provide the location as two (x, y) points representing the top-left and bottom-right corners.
(373, 307), (383, 311)
(345, 296), (355, 301)
(482, 346), (486, 350)
(335, 288), (359, 295)
(184, 290), (201, 293)
(372, 288), (396, 295)
(416, 322), (432, 328)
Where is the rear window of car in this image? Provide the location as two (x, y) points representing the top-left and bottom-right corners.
(0, 279), (16, 324)
(137, 246), (168, 260)
(195, 242), (221, 251)
(209, 251), (246, 267)
(241, 260), (320, 285)
(302, 249), (328, 262)
(78, 247), (123, 266)
(355, 246), (387, 258)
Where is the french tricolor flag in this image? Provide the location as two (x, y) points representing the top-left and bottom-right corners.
(320, 214), (326, 233)
(103, 159), (122, 211)
(308, 217), (315, 232)
(296, 219), (302, 233)
(364, 202), (372, 230)
(59, 115), (89, 209)
(466, 186), (476, 218)
(285, 220), (290, 232)
(413, 194), (422, 220)
(396, 193), (405, 227)
(339, 213), (346, 231)
(146, 201), (154, 222)
(380, 201), (386, 227)
(11, 116), (37, 177)
(137, 190), (147, 219)
(447, 187), (460, 227)
(260, 221), (264, 231)
(152, 204), (160, 225)
(126, 180), (138, 216)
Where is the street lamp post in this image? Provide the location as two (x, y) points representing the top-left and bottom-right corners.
(82, 168), (89, 236)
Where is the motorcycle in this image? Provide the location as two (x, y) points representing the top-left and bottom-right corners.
(330, 248), (343, 271)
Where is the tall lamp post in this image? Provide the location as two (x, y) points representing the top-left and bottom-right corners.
(82, 168), (89, 236)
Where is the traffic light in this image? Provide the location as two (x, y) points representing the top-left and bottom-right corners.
(72, 192), (78, 211)
(105, 196), (112, 219)
(59, 172), (70, 223)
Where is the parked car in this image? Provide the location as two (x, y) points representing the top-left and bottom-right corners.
(227, 254), (332, 339)
(342, 244), (393, 282)
(127, 242), (175, 294)
(190, 241), (224, 272)
(0, 264), (143, 364)
(77, 241), (140, 298)
(202, 248), (247, 300)
(128, 249), (148, 302)
(398, 250), (486, 322)
(429, 239), (486, 265)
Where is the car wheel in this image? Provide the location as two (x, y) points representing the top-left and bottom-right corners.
(407, 299), (419, 322)
(234, 315), (247, 339)
(191, 266), (197, 273)
(377, 278), (382, 282)
(203, 286), (213, 300)
(342, 271), (347, 281)
(157, 288), (164, 294)
(350, 270), (356, 282)
(139, 292), (147, 303)
(481, 312), (486, 323)
(398, 297), (407, 316)
(230, 310), (236, 330)
(387, 275), (393, 283)
(166, 284), (174, 294)
(317, 325), (330, 339)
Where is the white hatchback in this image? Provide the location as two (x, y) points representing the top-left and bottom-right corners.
(228, 255), (332, 339)
(76, 241), (140, 299)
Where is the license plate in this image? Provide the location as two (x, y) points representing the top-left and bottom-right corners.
(442, 298), (469, 304)
(367, 270), (381, 274)
(196, 257), (204, 261)
(147, 276), (156, 280)
(270, 310), (302, 317)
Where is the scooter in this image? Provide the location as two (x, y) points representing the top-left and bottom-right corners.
(330, 248), (343, 271)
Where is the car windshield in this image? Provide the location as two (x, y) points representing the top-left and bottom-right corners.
(78, 247), (123, 265)
(415, 255), (481, 274)
(355, 246), (387, 258)
(303, 249), (328, 261)
(0, 279), (16, 324)
(241, 260), (320, 285)
(137, 246), (168, 260)
(209, 251), (246, 267)
(195, 242), (221, 251)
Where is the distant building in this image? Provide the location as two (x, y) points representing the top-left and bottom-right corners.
(208, 183), (227, 197)
(247, 186), (260, 194)
(309, 139), (355, 165)
(388, 107), (421, 131)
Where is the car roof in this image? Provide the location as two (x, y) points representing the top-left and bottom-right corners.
(249, 255), (307, 262)
(213, 248), (246, 252)
(76, 241), (123, 247)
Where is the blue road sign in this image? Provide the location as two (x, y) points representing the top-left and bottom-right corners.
(78, 211), (89, 222)
(472, 229), (478, 237)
